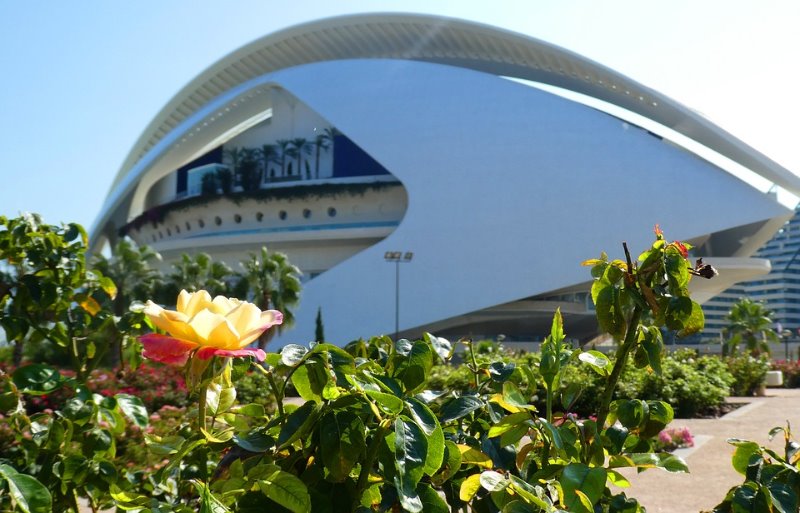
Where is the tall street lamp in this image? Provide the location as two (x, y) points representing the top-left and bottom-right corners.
(385, 251), (413, 340)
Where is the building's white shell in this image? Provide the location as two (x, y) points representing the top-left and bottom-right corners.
(91, 13), (800, 346)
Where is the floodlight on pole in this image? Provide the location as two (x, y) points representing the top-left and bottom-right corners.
(385, 250), (413, 340)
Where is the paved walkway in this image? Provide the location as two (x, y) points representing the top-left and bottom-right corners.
(616, 388), (800, 513)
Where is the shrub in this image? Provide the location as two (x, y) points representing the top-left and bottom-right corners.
(617, 350), (733, 418)
(654, 426), (695, 452)
(772, 359), (800, 388)
(726, 353), (771, 396)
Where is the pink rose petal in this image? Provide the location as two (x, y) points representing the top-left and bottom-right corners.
(139, 334), (198, 366)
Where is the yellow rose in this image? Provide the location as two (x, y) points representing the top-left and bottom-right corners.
(139, 290), (282, 365)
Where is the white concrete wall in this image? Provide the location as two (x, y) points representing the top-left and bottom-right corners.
(252, 59), (792, 348)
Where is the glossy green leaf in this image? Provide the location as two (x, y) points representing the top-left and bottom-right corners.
(578, 350), (611, 376)
(426, 333), (453, 362)
(640, 401), (673, 438)
(12, 364), (64, 395)
(640, 326), (664, 375)
(731, 482), (769, 513)
(417, 483), (449, 513)
(395, 417), (427, 487)
(256, 468), (311, 513)
(489, 362), (516, 382)
(233, 431), (273, 453)
(280, 344), (309, 367)
(391, 341), (433, 393)
(625, 452), (689, 472)
(440, 395), (483, 423)
(0, 464), (52, 513)
(767, 482), (797, 513)
(560, 463), (606, 511)
(291, 357), (329, 402)
(365, 389), (403, 415)
(508, 475), (550, 509)
(320, 411), (366, 482)
(115, 393), (148, 428)
(278, 401), (320, 448)
(732, 442), (761, 475)
(480, 470), (509, 492)
(616, 400), (649, 430)
(432, 440), (462, 486)
(405, 398), (444, 476)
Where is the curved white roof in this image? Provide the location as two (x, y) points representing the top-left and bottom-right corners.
(109, 12), (798, 196)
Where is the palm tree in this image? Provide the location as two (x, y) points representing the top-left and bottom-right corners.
(291, 137), (312, 179)
(238, 147), (262, 191)
(313, 132), (332, 179)
(160, 252), (234, 303)
(237, 247), (302, 350)
(723, 298), (779, 356)
(259, 144), (279, 181)
(276, 139), (292, 177)
(224, 147), (244, 176)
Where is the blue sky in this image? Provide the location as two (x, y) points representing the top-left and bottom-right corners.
(2, 1), (799, 231)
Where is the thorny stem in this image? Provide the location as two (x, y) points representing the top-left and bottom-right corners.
(253, 363), (286, 422)
(595, 305), (642, 431)
(354, 421), (390, 510)
(198, 383), (208, 432)
(467, 339), (481, 389)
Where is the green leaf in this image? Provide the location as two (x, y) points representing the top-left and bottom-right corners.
(559, 463), (606, 511)
(405, 398), (444, 476)
(767, 482), (798, 513)
(664, 246), (689, 296)
(616, 400), (649, 430)
(280, 344), (309, 367)
(431, 440), (462, 486)
(115, 393), (148, 428)
(206, 382), (237, 415)
(278, 401), (320, 448)
(256, 468), (311, 512)
(731, 482), (769, 513)
(391, 341), (433, 393)
(625, 453), (689, 473)
(578, 350), (611, 376)
(365, 389), (404, 415)
(291, 357), (329, 402)
(425, 333), (453, 362)
(488, 412), (533, 439)
(640, 401), (673, 438)
(319, 411), (366, 482)
(440, 395), (484, 423)
(233, 431), (273, 453)
(0, 464), (52, 513)
(480, 470), (509, 492)
(417, 483), (449, 513)
(732, 442), (761, 475)
(12, 364), (64, 395)
(507, 475), (550, 509)
(488, 362), (516, 382)
(395, 417), (427, 487)
(640, 326), (664, 374)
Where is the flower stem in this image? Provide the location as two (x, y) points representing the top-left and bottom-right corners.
(198, 383), (208, 432)
(595, 306), (641, 430)
(354, 421), (390, 510)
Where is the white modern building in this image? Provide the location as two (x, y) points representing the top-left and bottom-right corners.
(90, 13), (800, 347)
